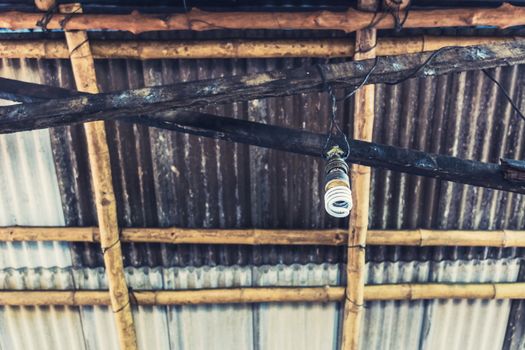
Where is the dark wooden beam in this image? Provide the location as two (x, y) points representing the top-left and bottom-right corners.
(2, 41), (525, 132)
(137, 111), (525, 194)
(0, 77), (81, 103)
(1, 71), (525, 195)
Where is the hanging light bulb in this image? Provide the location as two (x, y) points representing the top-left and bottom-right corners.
(324, 147), (353, 218)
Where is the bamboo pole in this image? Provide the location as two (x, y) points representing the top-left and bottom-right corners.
(366, 229), (525, 247)
(1, 227), (525, 247)
(2, 283), (525, 306)
(342, 0), (377, 348)
(0, 3), (524, 34)
(0, 36), (517, 59)
(365, 283), (525, 301)
(61, 4), (138, 350)
(34, 0), (55, 11)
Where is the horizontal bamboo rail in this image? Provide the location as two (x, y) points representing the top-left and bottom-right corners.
(1, 227), (525, 247)
(0, 36), (518, 59)
(0, 3), (523, 34)
(2, 283), (525, 305)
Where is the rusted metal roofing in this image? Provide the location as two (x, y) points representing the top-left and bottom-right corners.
(26, 35), (523, 267)
(1, 29), (525, 347)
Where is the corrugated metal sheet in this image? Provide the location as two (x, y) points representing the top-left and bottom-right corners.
(2, 30), (511, 268)
(1, 29), (524, 348)
(0, 259), (521, 350)
(363, 259), (521, 350)
(0, 59), (70, 269)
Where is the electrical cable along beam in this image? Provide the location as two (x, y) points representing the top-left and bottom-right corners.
(2, 41), (525, 133)
(120, 111), (523, 195)
(0, 67), (525, 195)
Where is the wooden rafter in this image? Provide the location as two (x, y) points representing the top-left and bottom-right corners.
(60, 4), (138, 350)
(0, 3), (523, 33)
(0, 36), (518, 60)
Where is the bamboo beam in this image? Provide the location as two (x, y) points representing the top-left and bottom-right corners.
(364, 283), (525, 301)
(2, 227), (525, 247)
(343, 0), (377, 348)
(2, 283), (525, 306)
(0, 3), (524, 33)
(61, 4), (137, 350)
(0, 36), (517, 59)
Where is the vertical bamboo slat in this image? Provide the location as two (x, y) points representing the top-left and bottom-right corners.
(342, 0), (377, 349)
(60, 4), (138, 350)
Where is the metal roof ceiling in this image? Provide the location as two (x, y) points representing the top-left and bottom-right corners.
(25, 33), (521, 267)
(0, 259), (521, 350)
(0, 27), (525, 350)
(0, 30), (523, 268)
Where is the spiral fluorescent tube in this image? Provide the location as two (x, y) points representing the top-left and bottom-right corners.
(324, 155), (353, 218)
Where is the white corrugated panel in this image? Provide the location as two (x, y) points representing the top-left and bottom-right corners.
(362, 261), (431, 350)
(253, 264), (341, 350)
(128, 267), (171, 350)
(0, 60), (76, 350)
(362, 259), (521, 350)
(0, 59), (69, 269)
(0, 267), (85, 350)
(75, 267), (119, 350)
(0, 260), (521, 350)
(163, 265), (254, 350)
(421, 259), (520, 350)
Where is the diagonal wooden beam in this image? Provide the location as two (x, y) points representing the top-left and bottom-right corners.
(1, 41), (525, 132)
(1, 72), (525, 194)
(342, 1), (377, 348)
(60, 4), (138, 350)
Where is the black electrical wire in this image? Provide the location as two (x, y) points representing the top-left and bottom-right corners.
(482, 68), (525, 123)
(337, 56), (379, 102)
(383, 45), (462, 85)
(321, 45), (525, 160)
(323, 85), (351, 159)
